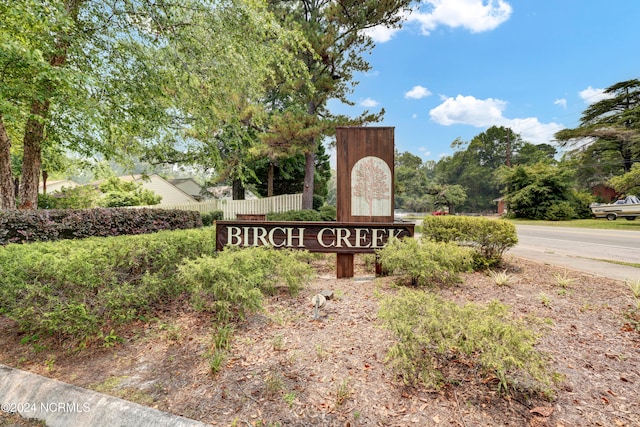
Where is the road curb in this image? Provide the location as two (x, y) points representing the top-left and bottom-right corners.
(0, 364), (211, 427)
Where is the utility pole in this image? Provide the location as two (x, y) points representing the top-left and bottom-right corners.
(506, 128), (512, 167)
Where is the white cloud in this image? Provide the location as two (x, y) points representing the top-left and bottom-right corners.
(554, 98), (567, 109)
(408, 0), (512, 35)
(429, 94), (564, 144)
(430, 95), (506, 126)
(579, 86), (613, 104)
(360, 98), (379, 107)
(363, 25), (401, 43)
(405, 85), (432, 99)
(418, 147), (431, 157)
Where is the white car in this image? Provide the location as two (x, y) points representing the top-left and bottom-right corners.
(394, 209), (407, 222)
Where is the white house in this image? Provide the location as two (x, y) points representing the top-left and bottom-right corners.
(39, 179), (81, 194)
(116, 174), (199, 205)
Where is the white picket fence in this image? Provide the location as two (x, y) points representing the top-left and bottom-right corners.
(161, 193), (303, 220)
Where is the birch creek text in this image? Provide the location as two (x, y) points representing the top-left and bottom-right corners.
(215, 221), (414, 254)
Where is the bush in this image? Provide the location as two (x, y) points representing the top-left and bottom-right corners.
(0, 228), (217, 344)
(0, 208), (202, 245)
(379, 288), (554, 396)
(178, 247), (315, 322)
(544, 201), (576, 221)
(312, 194), (324, 210)
(99, 176), (162, 207)
(201, 210), (224, 226)
(421, 216), (518, 269)
(376, 238), (473, 286)
(38, 185), (101, 209)
(267, 208), (335, 221)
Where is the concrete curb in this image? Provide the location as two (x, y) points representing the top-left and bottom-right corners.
(0, 364), (211, 427)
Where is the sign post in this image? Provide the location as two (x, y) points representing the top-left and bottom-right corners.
(335, 127), (396, 278)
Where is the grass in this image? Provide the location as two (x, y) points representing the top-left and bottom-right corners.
(508, 218), (640, 231)
(582, 258), (640, 269)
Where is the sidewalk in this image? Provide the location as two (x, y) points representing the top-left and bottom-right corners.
(0, 364), (211, 427)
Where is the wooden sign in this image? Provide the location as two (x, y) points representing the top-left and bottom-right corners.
(336, 127), (395, 223)
(335, 127), (396, 277)
(216, 221), (414, 254)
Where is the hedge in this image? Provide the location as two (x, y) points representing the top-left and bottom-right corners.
(0, 208), (202, 245)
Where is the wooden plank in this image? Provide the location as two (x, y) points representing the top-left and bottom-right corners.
(215, 221), (414, 253)
(337, 254), (354, 278)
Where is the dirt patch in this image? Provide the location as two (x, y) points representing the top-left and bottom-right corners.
(2, 254), (640, 426)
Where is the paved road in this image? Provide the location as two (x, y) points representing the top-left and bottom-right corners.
(508, 224), (640, 282)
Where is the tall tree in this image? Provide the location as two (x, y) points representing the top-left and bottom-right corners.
(497, 163), (582, 220)
(436, 126), (524, 212)
(1, 0), (306, 209)
(266, 0), (414, 209)
(555, 78), (640, 174)
(394, 151), (433, 211)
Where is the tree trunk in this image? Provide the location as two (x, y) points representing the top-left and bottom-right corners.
(18, 100), (48, 209)
(16, 0), (78, 209)
(302, 149), (315, 209)
(0, 117), (16, 209)
(232, 179), (245, 200)
(302, 99), (317, 210)
(267, 162), (274, 197)
(42, 170), (49, 194)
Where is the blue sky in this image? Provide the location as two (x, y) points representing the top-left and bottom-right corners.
(327, 0), (640, 162)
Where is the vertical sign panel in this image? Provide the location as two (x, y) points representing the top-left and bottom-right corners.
(336, 127), (394, 223)
(336, 127), (395, 277)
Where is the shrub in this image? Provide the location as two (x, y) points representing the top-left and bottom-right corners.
(0, 208), (202, 245)
(178, 246), (314, 322)
(379, 288), (554, 396)
(38, 185), (101, 209)
(376, 238), (473, 286)
(201, 210), (224, 226)
(0, 228), (217, 344)
(312, 194), (325, 210)
(98, 176), (161, 207)
(266, 206), (336, 222)
(544, 201), (576, 221)
(421, 216), (518, 269)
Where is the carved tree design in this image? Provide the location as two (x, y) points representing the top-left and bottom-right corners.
(352, 156), (391, 216)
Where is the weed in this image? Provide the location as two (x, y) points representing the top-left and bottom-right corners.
(159, 323), (181, 342)
(554, 270), (576, 288)
(265, 373), (284, 395)
(101, 329), (122, 348)
(580, 303), (593, 312)
(271, 334), (285, 351)
(283, 392), (296, 407)
(488, 269), (510, 286)
(212, 324), (235, 351)
(538, 293), (552, 307)
(336, 379), (352, 406)
(206, 349), (226, 375)
(315, 343), (328, 360)
(44, 356), (56, 372)
(627, 278), (640, 309)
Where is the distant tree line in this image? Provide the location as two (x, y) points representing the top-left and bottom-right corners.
(394, 78), (640, 219)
